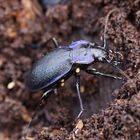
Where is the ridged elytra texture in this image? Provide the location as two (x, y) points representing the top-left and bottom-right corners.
(27, 48), (72, 91)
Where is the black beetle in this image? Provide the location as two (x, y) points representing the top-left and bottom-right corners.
(27, 9), (123, 118)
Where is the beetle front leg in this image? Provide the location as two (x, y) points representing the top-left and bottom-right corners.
(86, 68), (122, 80)
(75, 74), (85, 118)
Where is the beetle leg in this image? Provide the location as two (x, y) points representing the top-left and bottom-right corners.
(86, 68), (122, 80)
(41, 89), (53, 100)
(51, 38), (59, 48)
(27, 89), (53, 128)
(75, 74), (85, 118)
(45, 37), (59, 48)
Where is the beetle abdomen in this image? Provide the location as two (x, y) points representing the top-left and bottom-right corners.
(27, 48), (73, 91)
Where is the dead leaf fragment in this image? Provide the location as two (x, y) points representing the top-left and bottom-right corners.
(50, 129), (64, 136)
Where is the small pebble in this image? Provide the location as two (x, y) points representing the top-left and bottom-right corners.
(7, 81), (15, 89)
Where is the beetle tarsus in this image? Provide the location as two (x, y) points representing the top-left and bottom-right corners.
(77, 109), (85, 118)
(86, 68), (122, 80)
(76, 75), (85, 118)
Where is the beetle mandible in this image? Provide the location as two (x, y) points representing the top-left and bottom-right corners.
(27, 9), (123, 118)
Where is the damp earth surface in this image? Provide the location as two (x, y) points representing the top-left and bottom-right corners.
(0, 0), (140, 139)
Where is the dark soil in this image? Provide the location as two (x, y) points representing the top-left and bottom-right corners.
(0, 0), (140, 140)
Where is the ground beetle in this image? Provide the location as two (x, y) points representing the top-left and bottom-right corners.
(27, 9), (123, 119)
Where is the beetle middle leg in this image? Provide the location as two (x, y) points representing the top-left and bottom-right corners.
(75, 74), (85, 118)
(86, 68), (122, 80)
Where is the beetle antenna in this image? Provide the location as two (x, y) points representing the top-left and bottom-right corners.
(103, 8), (120, 49)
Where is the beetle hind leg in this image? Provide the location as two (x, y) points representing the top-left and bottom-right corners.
(41, 89), (53, 100)
(75, 75), (85, 118)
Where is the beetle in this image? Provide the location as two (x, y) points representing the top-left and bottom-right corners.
(27, 38), (122, 118)
(26, 9), (123, 119)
